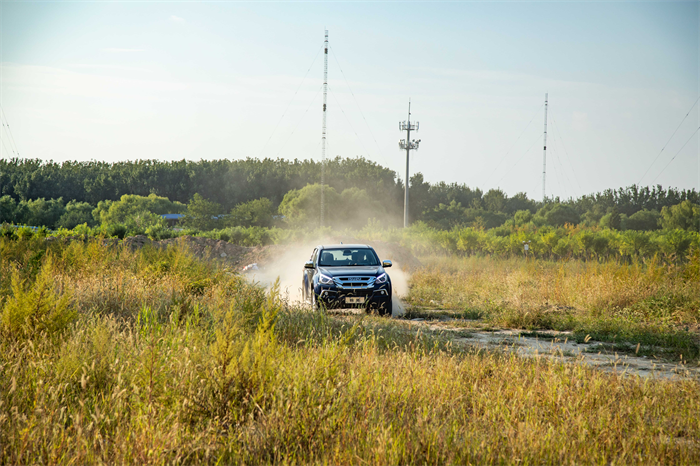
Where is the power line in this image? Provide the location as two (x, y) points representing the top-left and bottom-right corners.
(480, 102), (543, 189)
(547, 128), (567, 199)
(257, 43), (324, 158)
(495, 132), (543, 187)
(651, 126), (700, 185)
(274, 84), (324, 158)
(1, 122), (19, 157)
(0, 136), (14, 158)
(0, 107), (21, 156)
(548, 108), (583, 194)
(328, 45), (391, 168)
(638, 96), (700, 184)
(327, 85), (372, 158)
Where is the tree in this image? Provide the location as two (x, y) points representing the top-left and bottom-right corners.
(183, 193), (223, 231)
(279, 184), (340, 229)
(540, 204), (580, 227)
(93, 194), (186, 225)
(624, 209), (660, 231)
(229, 198), (275, 228)
(17, 198), (66, 228)
(599, 208), (621, 230)
(660, 201), (700, 232)
(513, 210), (532, 226)
(56, 201), (96, 229)
(483, 188), (507, 213)
(0, 195), (16, 223)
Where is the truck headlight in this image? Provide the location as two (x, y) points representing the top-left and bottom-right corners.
(376, 273), (388, 284)
(318, 274), (333, 285)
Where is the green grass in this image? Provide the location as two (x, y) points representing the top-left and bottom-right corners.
(1, 238), (700, 464)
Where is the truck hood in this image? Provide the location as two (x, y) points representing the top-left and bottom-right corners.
(318, 266), (384, 277)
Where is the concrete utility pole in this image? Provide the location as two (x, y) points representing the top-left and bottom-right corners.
(320, 30), (328, 228)
(399, 100), (421, 228)
(542, 92), (548, 201)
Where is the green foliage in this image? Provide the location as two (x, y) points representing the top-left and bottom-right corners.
(203, 226), (277, 247)
(93, 193), (183, 228)
(182, 193), (223, 231)
(104, 223), (128, 239)
(17, 198), (66, 228)
(660, 200), (700, 232)
(0, 195), (16, 223)
(625, 209), (660, 231)
(423, 201), (508, 230)
(229, 197), (275, 227)
(599, 208), (621, 230)
(279, 184), (340, 229)
(538, 203), (580, 227)
(145, 224), (175, 241)
(513, 209), (532, 225)
(1, 266), (75, 341)
(56, 200), (96, 229)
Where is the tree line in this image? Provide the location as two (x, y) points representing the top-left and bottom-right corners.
(1, 157), (698, 232)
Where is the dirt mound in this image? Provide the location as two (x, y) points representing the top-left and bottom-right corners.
(117, 235), (254, 267)
(158, 236), (253, 266)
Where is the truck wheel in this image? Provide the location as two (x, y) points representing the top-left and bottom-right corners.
(378, 300), (393, 317)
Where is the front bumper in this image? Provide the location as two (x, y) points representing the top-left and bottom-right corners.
(315, 285), (391, 308)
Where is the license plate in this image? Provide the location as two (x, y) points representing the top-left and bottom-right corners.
(346, 297), (365, 304)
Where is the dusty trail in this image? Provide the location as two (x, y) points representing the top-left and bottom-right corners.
(119, 235), (697, 380)
(398, 318), (700, 380)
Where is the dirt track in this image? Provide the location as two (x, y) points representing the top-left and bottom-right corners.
(117, 235), (699, 380)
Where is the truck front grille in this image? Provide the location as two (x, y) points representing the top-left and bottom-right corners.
(333, 276), (376, 289)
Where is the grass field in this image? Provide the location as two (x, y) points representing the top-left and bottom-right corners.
(1, 237), (699, 464)
(406, 252), (700, 361)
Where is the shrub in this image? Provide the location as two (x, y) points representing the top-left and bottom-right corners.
(16, 226), (35, 240)
(1, 266), (75, 341)
(104, 223), (128, 239)
(145, 225), (175, 241)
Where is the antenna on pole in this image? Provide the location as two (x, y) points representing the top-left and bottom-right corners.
(320, 29), (328, 228)
(542, 92), (548, 201)
(399, 99), (421, 228)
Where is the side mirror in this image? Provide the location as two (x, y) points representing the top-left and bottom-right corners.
(382, 260), (392, 268)
(304, 261), (315, 269)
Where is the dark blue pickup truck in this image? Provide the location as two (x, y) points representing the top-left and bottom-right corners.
(302, 244), (393, 316)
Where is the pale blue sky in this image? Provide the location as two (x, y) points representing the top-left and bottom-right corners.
(1, 1), (698, 200)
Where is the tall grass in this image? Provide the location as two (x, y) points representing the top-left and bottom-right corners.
(1, 237), (699, 464)
(407, 253), (700, 359)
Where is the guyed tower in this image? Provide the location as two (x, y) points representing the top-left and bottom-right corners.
(320, 30), (328, 227)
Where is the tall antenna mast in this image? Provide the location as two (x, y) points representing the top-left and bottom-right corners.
(320, 30), (328, 228)
(399, 100), (421, 228)
(542, 92), (548, 201)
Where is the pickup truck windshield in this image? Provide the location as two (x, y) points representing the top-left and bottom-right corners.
(318, 248), (380, 267)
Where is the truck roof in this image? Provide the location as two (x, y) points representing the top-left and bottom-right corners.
(318, 244), (371, 249)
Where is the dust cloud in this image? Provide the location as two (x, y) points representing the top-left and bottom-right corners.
(244, 244), (313, 304)
(243, 238), (411, 316)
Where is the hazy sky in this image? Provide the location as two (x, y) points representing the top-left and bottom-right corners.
(1, 1), (698, 201)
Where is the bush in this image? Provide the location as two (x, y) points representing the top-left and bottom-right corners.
(16, 226), (35, 240)
(1, 266), (75, 341)
(146, 225), (175, 241)
(104, 223), (128, 239)
(625, 209), (660, 231)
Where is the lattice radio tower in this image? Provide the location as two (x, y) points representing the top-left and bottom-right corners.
(399, 100), (421, 228)
(320, 30), (328, 227)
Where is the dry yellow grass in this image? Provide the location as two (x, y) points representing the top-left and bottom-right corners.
(1, 238), (699, 464)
